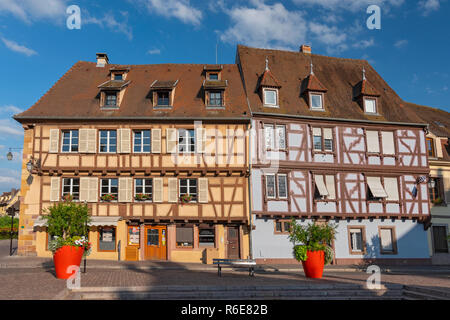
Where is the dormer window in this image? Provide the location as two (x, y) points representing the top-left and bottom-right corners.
(105, 92), (117, 107)
(98, 75), (130, 109)
(301, 61), (327, 111)
(114, 73), (123, 80)
(310, 93), (324, 110)
(263, 88), (278, 107)
(150, 80), (178, 108)
(208, 73), (219, 80)
(364, 98), (377, 114)
(209, 91), (223, 107)
(157, 91), (170, 106)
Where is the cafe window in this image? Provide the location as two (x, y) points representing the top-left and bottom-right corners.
(98, 227), (116, 251)
(274, 220), (291, 234)
(127, 226), (140, 246)
(176, 226), (193, 247)
(199, 227), (215, 247)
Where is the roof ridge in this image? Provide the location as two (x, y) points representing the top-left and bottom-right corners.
(404, 101), (450, 114)
(78, 61), (237, 67)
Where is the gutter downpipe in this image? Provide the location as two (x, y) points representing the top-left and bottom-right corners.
(247, 120), (253, 260)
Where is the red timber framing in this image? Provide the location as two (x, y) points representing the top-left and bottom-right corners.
(251, 115), (430, 222)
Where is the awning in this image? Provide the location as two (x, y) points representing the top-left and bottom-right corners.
(33, 216), (122, 228)
(367, 177), (388, 198)
(314, 174), (329, 197)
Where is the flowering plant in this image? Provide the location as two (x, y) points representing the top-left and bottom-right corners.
(62, 194), (73, 202)
(180, 194), (193, 204)
(48, 235), (91, 257)
(101, 194), (116, 202)
(135, 193), (151, 201)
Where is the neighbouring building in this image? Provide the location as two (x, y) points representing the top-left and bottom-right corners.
(237, 45), (433, 265)
(0, 189), (20, 217)
(14, 54), (252, 262)
(406, 103), (450, 264)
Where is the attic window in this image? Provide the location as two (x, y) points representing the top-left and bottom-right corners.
(263, 88), (278, 107)
(209, 73), (219, 80)
(310, 93), (323, 110)
(364, 98), (377, 114)
(157, 91), (170, 106)
(105, 92), (117, 107)
(114, 73), (123, 80)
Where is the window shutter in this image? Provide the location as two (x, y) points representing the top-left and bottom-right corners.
(166, 128), (177, 153)
(87, 129), (97, 153)
(196, 128), (206, 153)
(88, 177), (98, 202)
(314, 174), (329, 197)
(79, 129), (88, 153)
(118, 129), (131, 154)
(168, 178), (178, 203)
(198, 178), (208, 203)
(381, 131), (395, 155)
(323, 128), (333, 140)
(264, 125), (274, 150)
(366, 176), (388, 198)
(384, 177), (399, 201)
(119, 177), (132, 202)
(50, 177), (60, 202)
(153, 178), (163, 203)
(79, 178), (90, 202)
(312, 127), (322, 136)
(366, 131), (380, 153)
(380, 229), (394, 251)
(49, 129), (59, 153)
(276, 125), (286, 149)
(325, 175), (336, 200)
(152, 129), (161, 153)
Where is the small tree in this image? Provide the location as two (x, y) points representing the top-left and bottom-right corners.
(288, 219), (336, 264)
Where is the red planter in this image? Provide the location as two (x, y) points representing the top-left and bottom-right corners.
(301, 250), (325, 279)
(53, 245), (84, 279)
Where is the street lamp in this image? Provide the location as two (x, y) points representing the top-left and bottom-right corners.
(6, 148), (23, 161)
(428, 178), (436, 189)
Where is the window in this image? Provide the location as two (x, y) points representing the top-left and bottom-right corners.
(134, 178), (152, 201)
(114, 74), (123, 80)
(98, 227), (116, 251)
(263, 89), (278, 107)
(199, 227), (215, 247)
(265, 174), (288, 199)
(312, 127), (333, 152)
(427, 138), (436, 157)
(274, 220), (291, 234)
(379, 227), (397, 254)
(100, 178), (118, 201)
(209, 91), (223, 107)
(133, 130), (151, 153)
(366, 130), (395, 155)
(310, 93), (323, 110)
(432, 226), (449, 253)
(157, 91), (170, 106)
(313, 174), (336, 200)
(366, 176), (399, 202)
(176, 226), (193, 247)
(364, 98), (377, 114)
(128, 226), (140, 246)
(105, 92), (117, 106)
(208, 73), (219, 80)
(348, 228), (365, 254)
(47, 233), (57, 251)
(61, 130), (78, 152)
(429, 177), (444, 205)
(179, 178), (197, 202)
(264, 124), (286, 150)
(62, 178), (80, 201)
(178, 129), (195, 153)
(99, 130), (117, 153)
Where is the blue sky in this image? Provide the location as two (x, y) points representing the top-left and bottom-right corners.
(0, 0), (449, 193)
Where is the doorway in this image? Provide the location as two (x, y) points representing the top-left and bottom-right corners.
(144, 225), (167, 260)
(227, 226), (240, 259)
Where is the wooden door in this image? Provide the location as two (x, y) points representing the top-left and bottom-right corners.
(145, 226), (167, 260)
(227, 226), (240, 259)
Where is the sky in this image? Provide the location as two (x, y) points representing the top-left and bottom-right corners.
(0, 0), (449, 193)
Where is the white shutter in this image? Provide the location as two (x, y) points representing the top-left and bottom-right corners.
(152, 129), (161, 153)
(198, 178), (208, 203)
(88, 177), (98, 202)
(384, 177), (399, 201)
(366, 131), (380, 153)
(380, 229), (394, 251)
(166, 128), (177, 153)
(49, 129), (59, 153)
(381, 131), (395, 155)
(119, 177), (132, 202)
(168, 178), (178, 203)
(118, 129), (131, 154)
(50, 177), (60, 202)
(325, 175), (336, 200)
(87, 129), (97, 153)
(153, 178), (163, 203)
(276, 125), (286, 149)
(79, 178), (90, 202)
(367, 177), (388, 198)
(312, 127), (322, 136)
(79, 129), (88, 153)
(323, 128), (332, 140)
(314, 174), (329, 197)
(264, 125), (274, 150)
(196, 128), (206, 153)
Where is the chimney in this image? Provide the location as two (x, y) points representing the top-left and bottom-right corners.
(96, 53), (109, 67)
(300, 45), (311, 54)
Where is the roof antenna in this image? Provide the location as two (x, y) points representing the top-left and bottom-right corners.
(265, 56), (269, 71)
(310, 59), (314, 75)
(362, 66), (366, 81)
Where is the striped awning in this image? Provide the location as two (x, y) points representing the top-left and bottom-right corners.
(33, 216), (122, 228)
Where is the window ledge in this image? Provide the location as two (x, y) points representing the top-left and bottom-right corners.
(101, 106), (119, 110)
(263, 104), (279, 108)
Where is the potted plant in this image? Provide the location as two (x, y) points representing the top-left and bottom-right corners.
(101, 194), (116, 202)
(135, 193), (150, 201)
(62, 194), (73, 202)
(433, 198), (444, 206)
(288, 219), (336, 279)
(43, 201), (91, 279)
(180, 194), (193, 204)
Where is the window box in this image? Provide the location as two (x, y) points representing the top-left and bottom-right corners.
(134, 193), (152, 202)
(101, 194), (116, 202)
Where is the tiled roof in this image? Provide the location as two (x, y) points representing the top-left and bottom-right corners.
(203, 80), (228, 89)
(237, 45), (427, 125)
(98, 79), (130, 89)
(404, 102), (450, 137)
(302, 73), (327, 93)
(150, 80), (178, 89)
(15, 63), (250, 121)
(259, 69), (282, 88)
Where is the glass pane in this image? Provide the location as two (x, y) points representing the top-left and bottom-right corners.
(311, 95), (322, 109)
(264, 90), (277, 105)
(278, 175), (287, 198)
(324, 139), (333, 151)
(365, 99), (376, 113)
(266, 175), (275, 198)
(147, 229), (159, 246)
(313, 136), (322, 150)
(99, 228), (116, 251)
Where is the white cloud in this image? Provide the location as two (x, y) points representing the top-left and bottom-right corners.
(419, 0), (440, 15)
(0, 105), (22, 113)
(220, 1), (308, 50)
(394, 39), (408, 48)
(0, 0), (67, 23)
(147, 48), (161, 54)
(0, 119), (23, 136)
(1, 37), (37, 56)
(139, 0), (203, 25)
(292, 0), (404, 12)
(0, 168), (21, 191)
(352, 38), (375, 49)
(84, 11), (133, 40)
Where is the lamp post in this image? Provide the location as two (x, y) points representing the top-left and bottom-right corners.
(6, 148), (23, 161)
(7, 206), (16, 256)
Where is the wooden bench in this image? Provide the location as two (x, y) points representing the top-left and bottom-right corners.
(213, 259), (256, 277)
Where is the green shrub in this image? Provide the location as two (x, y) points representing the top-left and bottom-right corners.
(0, 216), (19, 228)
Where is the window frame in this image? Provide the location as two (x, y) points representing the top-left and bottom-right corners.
(312, 173), (337, 202)
(62, 177), (80, 201)
(366, 176), (400, 205)
(127, 225), (140, 247)
(179, 178), (198, 203)
(347, 226), (367, 255)
(274, 219), (291, 235)
(378, 226), (398, 255)
(61, 130), (79, 153)
(426, 137), (436, 158)
(100, 178), (119, 202)
(263, 123), (287, 152)
(133, 130), (151, 153)
(364, 97), (377, 114)
(429, 177), (445, 206)
(156, 91), (170, 107)
(99, 130), (117, 153)
(176, 225), (194, 248)
(263, 88), (279, 108)
(104, 91), (118, 107)
(178, 129), (196, 153)
(311, 126), (335, 154)
(97, 226), (117, 252)
(208, 90), (223, 107)
(134, 178), (153, 202)
(198, 226), (215, 248)
(309, 92), (324, 111)
(264, 173), (289, 201)
(432, 225), (449, 253)
(365, 129), (397, 158)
